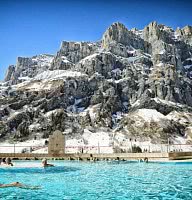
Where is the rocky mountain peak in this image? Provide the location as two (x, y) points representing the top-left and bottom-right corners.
(102, 22), (146, 57)
(102, 22), (129, 48)
(148, 21), (158, 28)
(4, 54), (54, 84)
(50, 41), (100, 71)
(182, 25), (192, 36)
(143, 21), (169, 43)
(1, 21), (192, 147)
(108, 22), (128, 31)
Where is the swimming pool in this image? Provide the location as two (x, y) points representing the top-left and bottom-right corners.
(0, 160), (192, 200)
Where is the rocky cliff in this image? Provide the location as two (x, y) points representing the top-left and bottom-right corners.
(1, 21), (192, 150)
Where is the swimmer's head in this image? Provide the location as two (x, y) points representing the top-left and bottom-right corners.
(42, 158), (47, 164)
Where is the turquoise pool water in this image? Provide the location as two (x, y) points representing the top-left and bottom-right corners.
(0, 161), (192, 200)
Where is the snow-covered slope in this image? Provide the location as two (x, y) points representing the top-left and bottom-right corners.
(33, 70), (87, 80)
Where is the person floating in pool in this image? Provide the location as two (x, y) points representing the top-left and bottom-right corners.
(41, 158), (54, 167)
(0, 157), (13, 166)
(0, 182), (40, 190)
(5, 157), (14, 166)
(0, 158), (6, 165)
(144, 157), (149, 163)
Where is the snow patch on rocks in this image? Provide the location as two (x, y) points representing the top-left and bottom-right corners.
(33, 70), (87, 80)
(133, 109), (165, 122)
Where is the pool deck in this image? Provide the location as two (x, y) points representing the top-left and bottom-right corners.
(0, 152), (192, 161)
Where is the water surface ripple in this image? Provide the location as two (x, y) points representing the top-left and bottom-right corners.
(0, 161), (192, 200)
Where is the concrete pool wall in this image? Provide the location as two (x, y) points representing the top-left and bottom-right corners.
(1, 152), (192, 161)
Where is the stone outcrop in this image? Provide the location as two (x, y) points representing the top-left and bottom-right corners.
(176, 25), (192, 45)
(102, 22), (148, 56)
(116, 109), (186, 143)
(4, 65), (15, 82)
(4, 54), (54, 84)
(50, 41), (100, 70)
(76, 52), (125, 77)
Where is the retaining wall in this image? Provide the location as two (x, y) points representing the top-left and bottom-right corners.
(0, 152), (192, 160)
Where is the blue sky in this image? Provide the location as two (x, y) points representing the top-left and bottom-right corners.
(0, 0), (192, 80)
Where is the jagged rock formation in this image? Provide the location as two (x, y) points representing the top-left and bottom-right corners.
(50, 41), (100, 70)
(176, 25), (192, 45)
(4, 54), (54, 85)
(1, 21), (192, 147)
(102, 22), (148, 57)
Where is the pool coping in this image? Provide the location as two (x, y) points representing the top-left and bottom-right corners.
(1, 152), (192, 161)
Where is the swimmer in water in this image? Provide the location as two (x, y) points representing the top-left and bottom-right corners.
(5, 157), (14, 166)
(0, 182), (40, 190)
(0, 157), (13, 167)
(42, 158), (54, 167)
(0, 158), (6, 165)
